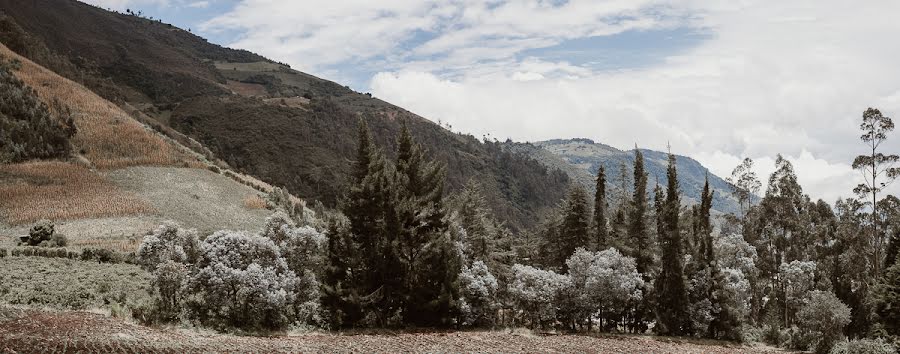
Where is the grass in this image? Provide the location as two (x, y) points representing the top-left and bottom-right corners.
(0, 44), (203, 169)
(0, 256), (152, 310)
(242, 194), (268, 209)
(0, 161), (153, 224)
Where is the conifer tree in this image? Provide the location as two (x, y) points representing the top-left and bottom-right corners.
(593, 166), (608, 251)
(628, 148), (651, 274)
(394, 123), (457, 326)
(655, 151), (692, 336)
(556, 186), (591, 270)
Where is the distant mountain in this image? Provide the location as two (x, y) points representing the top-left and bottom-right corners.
(0, 0), (571, 231)
(506, 139), (741, 214)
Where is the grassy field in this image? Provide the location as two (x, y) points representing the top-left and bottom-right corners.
(0, 308), (786, 353)
(0, 44), (202, 169)
(0, 162), (153, 225)
(0, 257), (152, 310)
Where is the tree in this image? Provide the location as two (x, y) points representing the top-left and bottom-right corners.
(555, 187), (591, 271)
(654, 150), (692, 336)
(394, 123), (458, 326)
(508, 264), (571, 329)
(458, 260), (500, 326)
(727, 158), (761, 217)
(182, 230), (320, 331)
(136, 221), (200, 270)
(566, 248), (644, 332)
(628, 149), (651, 274)
(593, 166), (609, 251)
(852, 108), (900, 276)
(797, 291), (851, 354)
(872, 253), (900, 337)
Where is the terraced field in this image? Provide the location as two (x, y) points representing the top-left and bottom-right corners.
(0, 309), (786, 354)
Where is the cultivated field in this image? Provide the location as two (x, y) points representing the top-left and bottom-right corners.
(0, 257), (152, 310)
(0, 308), (785, 353)
(103, 166), (271, 234)
(0, 44), (202, 169)
(0, 162), (152, 225)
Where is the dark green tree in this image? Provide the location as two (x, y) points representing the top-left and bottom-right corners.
(629, 149), (651, 274)
(555, 186), (591, 271)
(654, 150), (692, 336)
(593, 166), (608, 251)
(394, 123), (458, 326)
(873, 253), (900, 336)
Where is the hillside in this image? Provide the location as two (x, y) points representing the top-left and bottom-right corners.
(0, 0), (570, 231)
(0, 41), (271, 247)
(507, 139), (741, 214)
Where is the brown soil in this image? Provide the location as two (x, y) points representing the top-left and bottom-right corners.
(0, 309), (788, 354)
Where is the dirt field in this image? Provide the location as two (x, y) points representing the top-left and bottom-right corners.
(0, 309), (785, 354)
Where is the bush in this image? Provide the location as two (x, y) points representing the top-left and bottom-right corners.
(829, 338), (897, 354)
(0, 248), (6, 258)
(80, 248), (121, 264)
(459, 260), (500, 326)
(508, 264), (570, 329)
(136, 221), (199, 270)
(24, 219), (54, 246)
(181, 230), (320, 331)
(798, 290), (852, 353)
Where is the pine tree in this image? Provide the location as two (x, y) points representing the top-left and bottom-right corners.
(629, 148), (651, 274)
(394, 123), (457, 326)
(593, 166), (608, 251)
(556, 186), (591, 271)
(655, 150), (692, 336)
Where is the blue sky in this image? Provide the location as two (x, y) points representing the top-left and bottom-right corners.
(85, 0), (900, 203)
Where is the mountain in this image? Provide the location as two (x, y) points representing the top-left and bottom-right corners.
(0, 0), (570, 231)
(506, 139), (741, 215)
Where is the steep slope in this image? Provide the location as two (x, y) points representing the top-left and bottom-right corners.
(0, 0), (570, 231)
(508, 139), (741, 214)
(0, 42), (269, 247)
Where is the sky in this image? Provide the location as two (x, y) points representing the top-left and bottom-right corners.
(84, 0), (900, 204)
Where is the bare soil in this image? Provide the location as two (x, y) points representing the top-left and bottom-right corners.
(0, 309), (787, 354)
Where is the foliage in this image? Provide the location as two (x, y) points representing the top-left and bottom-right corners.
(796, 291), (851, 353)
(181, 230), (319, 331)
(136, 221), (200, 270)
(565, 247), (644, 330)
(655, 151), (692, 335)
(872, 255), (900, 337)
(727, 158), (761, 216)
(829, 338), (897, 354)
(593, 165), (608, 250)
(508, 263), (570, 328)
(458, 260), (500, 326)
(0, 256), (152, 310)
(0, 55), (74, 163)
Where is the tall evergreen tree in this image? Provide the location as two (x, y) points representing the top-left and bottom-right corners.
(556, 186), (591, 270)
(593, 166), (608, 251)
(655, 151), (692, 336)
(629, 148), (651, 274)
(394, 123), (457, 326)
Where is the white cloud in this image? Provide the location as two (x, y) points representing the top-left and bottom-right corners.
(367, 1), (900, 202)
(187, 1), (209, 8)
(198, 0), (900, 202)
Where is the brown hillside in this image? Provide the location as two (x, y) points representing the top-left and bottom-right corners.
(0, 43), (200, 169)
(0, 0), (571, 231)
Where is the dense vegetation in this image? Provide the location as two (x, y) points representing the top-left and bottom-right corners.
(0, 56), (74, 163)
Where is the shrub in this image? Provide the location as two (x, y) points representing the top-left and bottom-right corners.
(150, 260), (187, 322)
(798, 290), (852, 353)
(136, 221), (199, 270)
(25, 219), (54, 246)
(459, 260), (499, 326)
(261, 212), (326, 274)
(829, 338), (897, 354)
(0, 248), (6, 258)
(80, 248), (121, 264)
(508, 264), (570, 329)
(182, 230), (320, 331)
